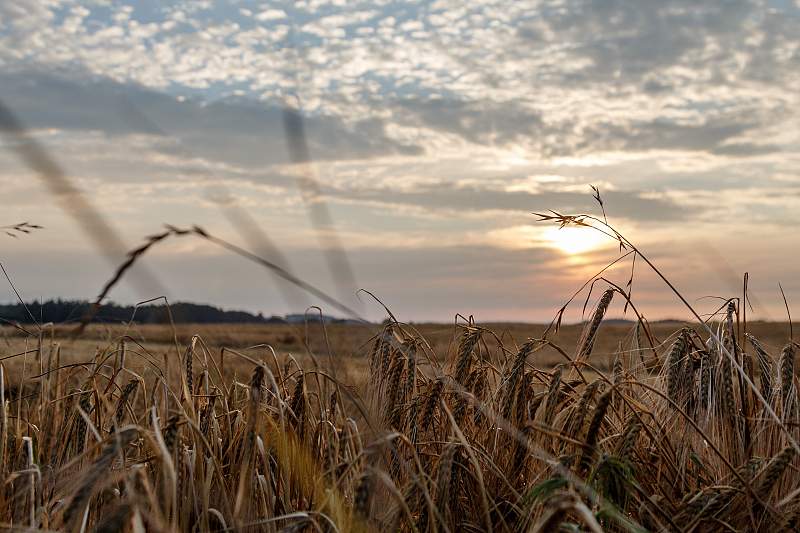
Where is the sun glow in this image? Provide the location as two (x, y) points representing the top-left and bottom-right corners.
(543, 226), (609, 255)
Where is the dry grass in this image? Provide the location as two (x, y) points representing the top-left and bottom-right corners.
(0, 309), (797, 531)
(0, 318), (790, 382)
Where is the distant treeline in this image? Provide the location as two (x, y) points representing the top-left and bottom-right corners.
(0, 299), (270, 325)
(0, 299), (360, 325)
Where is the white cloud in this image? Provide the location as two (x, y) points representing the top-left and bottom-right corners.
(255, 9), (286, 21)
(0, 0), (799, 319)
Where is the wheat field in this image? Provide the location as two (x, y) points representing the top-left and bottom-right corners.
(0, 295), (798, 532)
(3, 0), (798, 529)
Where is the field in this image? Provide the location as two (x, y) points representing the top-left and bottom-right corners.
(1, 320), (792, 402)
(1, 307), (799, 532)
(2, 318), (793, 379)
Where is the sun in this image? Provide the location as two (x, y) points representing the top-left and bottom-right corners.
(542, 226), (608, 255)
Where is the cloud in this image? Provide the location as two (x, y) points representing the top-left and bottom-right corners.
(255, 9), (286, 22)
(325, 181), (687, 223)
(518, 0), (786, 85)
(0, 0), (798, 321)
(0, 69), (422, 167)
(1, 0), (797, 161)
(386, 92), (790, 159)
(392, 98), (545, 146)
(582, 117), (772, 155)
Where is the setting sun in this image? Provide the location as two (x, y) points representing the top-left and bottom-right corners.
(543, 226), (609, 255)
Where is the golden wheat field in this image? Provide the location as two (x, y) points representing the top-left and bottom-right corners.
(0, 319), (794, 388)
(1, 301), (800, 532)
(4, 1), (800, 531)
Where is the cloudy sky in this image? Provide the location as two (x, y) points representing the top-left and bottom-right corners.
(0, 0), (799, 323)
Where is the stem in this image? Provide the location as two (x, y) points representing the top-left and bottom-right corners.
(540, 213), (800, 461)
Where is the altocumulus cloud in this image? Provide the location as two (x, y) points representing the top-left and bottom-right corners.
(0, 0), (798, 321)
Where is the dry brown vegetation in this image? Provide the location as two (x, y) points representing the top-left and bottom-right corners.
(0, 303), (798, 532)
(1, 318), (791, 373)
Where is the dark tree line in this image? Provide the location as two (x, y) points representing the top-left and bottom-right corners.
(0, 299), (270, 325)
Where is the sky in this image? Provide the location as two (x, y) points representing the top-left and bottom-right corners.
(0, 0), (799, 323)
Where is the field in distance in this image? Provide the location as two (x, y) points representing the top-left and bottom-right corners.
(0, 319), (792, 387)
